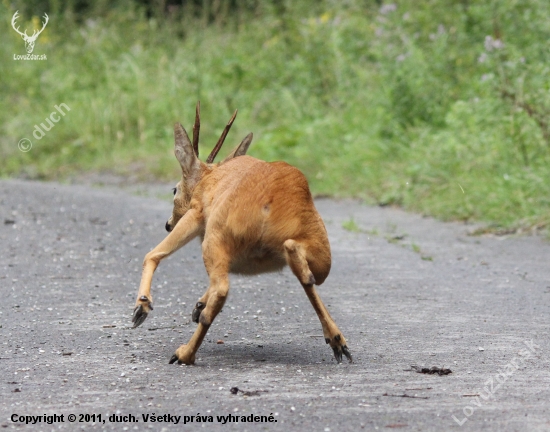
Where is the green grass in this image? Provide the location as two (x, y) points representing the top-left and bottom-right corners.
(342, 217), (361, 233)
(2, 0), (550, 232)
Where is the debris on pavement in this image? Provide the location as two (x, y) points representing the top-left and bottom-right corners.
(383, 393), (429, 400)
(405, 365), (452, 375)
(230, 387), (269, 397)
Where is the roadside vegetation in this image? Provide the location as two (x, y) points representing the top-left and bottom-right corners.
(2, 0), (550, 232)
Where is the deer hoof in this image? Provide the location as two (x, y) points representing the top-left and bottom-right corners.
(132, 304), (148, 328)
(169, 346), (196, 365)
(342, 345), (352, 362)
(192, 302), (206, 323)
(327, 334), (352, 363)
(332, 344), (352, 363)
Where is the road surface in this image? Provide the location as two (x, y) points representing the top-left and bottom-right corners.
(1, 179), (549, 431)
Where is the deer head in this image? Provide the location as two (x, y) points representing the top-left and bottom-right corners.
(166, 102), (253, 232)
(12, 11), (49, 54)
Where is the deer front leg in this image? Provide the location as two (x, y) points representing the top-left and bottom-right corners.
(132, 209), (202, 328)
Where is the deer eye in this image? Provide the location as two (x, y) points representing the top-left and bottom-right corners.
(172, 188), (177, 195)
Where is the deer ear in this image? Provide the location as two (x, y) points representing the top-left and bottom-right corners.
(174, 123), (199, 176)
(221, 133), (253, 163)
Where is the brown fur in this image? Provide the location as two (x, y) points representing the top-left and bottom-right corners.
(132, 115), (351, 365)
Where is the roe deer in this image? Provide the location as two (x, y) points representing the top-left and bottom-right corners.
(132, 102), (352, 365)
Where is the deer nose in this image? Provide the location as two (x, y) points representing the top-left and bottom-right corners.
(165, 221), (172, 232)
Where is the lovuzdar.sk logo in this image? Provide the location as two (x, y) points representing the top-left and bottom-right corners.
(12, 10), (48, 60)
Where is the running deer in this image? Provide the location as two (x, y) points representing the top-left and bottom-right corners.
(132, 102), (352, 365)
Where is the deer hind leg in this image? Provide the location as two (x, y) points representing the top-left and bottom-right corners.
(169, 241), (230, 365)
(284, 239), (352, 363)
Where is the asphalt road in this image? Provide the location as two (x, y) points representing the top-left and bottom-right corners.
(1, 179), (549, 431)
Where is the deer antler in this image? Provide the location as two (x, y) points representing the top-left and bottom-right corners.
(192, 101), (200, 157)
(206, 109), (238, 164)
(11, 11), (27, 38)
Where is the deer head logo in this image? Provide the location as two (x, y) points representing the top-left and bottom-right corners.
(11, 11), (49, 54)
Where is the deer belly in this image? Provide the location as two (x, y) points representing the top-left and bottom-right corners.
(230, 247), (286, 275)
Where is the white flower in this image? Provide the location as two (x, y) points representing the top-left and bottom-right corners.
(380, 4), (397, 14)
(484, 35), (505, 51)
